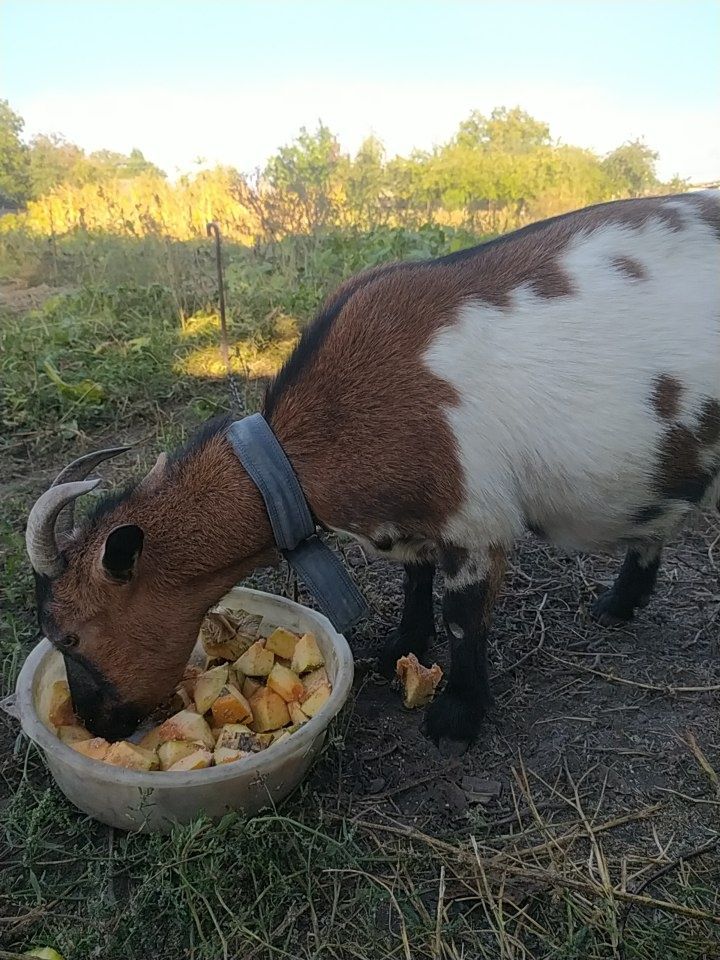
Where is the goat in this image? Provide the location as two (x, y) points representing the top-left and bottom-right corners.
(26, 192), (720, 748)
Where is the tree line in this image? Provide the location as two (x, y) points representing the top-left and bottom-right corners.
(0, 98), (686, 241)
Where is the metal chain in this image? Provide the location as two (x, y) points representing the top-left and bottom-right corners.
(206, 221), (245, 415)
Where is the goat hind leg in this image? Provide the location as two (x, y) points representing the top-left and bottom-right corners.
(591, 542), (662, 627)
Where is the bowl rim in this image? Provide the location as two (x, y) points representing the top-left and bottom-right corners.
(15, 586), (354, 789)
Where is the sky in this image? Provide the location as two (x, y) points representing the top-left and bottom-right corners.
(1, 0), (719, 182)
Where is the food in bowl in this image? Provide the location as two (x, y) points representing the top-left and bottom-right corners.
(47, 606), (332, 772)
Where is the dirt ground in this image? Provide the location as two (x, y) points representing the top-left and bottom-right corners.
(283, 517), (720, 838)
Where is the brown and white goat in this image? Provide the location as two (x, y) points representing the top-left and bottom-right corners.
(26, 192), (720, 746)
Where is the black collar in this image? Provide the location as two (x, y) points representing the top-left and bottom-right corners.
(226, 414), (368, 633)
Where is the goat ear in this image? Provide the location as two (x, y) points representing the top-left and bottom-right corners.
(101, 524), (144, 582)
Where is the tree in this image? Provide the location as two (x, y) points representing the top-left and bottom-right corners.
(346, 135), (388, 226)
(456, 107), (551, 153)
(84, 148), (165, 181)
(602, 140), (659, 197)
(264, 123), (346, 231)
(28, 133), (85, 197)
(0, 99), (30, 206)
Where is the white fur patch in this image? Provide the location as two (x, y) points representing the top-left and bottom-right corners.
(425, 197), (720, 556)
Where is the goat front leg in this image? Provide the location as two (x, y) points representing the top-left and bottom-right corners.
(425, 546), (506, 750)
(378, 561), (436, 677)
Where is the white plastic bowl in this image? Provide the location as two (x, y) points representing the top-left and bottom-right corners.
(14, 587), (354, 833)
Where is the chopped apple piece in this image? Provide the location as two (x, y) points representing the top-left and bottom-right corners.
(231, 665), (246, 689)
(48, 680), (76, 727)
(158, 739), (202, 770)
(214, 746), (251, 765)
(301, 667), (329, 699)
(105, 741), (159, 771)
(215, 723), (251, 748)
(271, 723), (299, 743)
(242, 676), (261, 699)
(137, 726), (164, 751)
(396, 653), (443, 708)
(265, 627), (299, 660)
(58, 724), (92, 745)
(167, 748), (212, 772)
(291, 633), (325, 674)
(193, 664), (229, 714)
(250, 687), (291, 732)
(288, 701), (309, 725)
(235, 641), (274, 677)
(71, 737), (110, 761)
(299, 681), (331, 717)
(216, 723), (270, 752)
(267, 663), (304, 703)
(210, 685), (253, 725)
(158, 710), (215, 749)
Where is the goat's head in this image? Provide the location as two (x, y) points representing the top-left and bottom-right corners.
(26, 425), (275, 741)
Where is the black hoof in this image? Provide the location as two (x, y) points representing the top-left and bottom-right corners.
(377, 628), (434, 679)
(423, 689), (483, 752)
(591, 590), (635, 627)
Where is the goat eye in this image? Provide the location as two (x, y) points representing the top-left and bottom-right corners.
(62, 634), (79, 650)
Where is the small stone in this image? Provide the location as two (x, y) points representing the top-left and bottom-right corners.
(461, 776), (503, 802)
(443, 781), (469, 814)
(367, 777), (386, 794)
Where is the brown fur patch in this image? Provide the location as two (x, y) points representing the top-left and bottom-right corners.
(681, 192), (720, 240)
(656, 424), (699, 498)
(267, 265), (467, 537)
(528, 267), (575, 299)
(545, 193), (687, 236)
(610, 256), (647, 281)
(653, 424), (717, 504)
(650, 374), (684, 421)
(697, 398), (720, 447)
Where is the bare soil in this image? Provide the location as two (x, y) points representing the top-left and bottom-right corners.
(276, 518), (720, 845)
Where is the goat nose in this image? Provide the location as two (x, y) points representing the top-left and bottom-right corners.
(64, 654), (105, 724)
(63, 655), (142, 740)
(85, 707), (140, 742)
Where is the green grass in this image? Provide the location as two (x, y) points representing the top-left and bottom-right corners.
(1, 226), (718, 960)
(0, 226), (478, 444)
(1, 753), (718, 959)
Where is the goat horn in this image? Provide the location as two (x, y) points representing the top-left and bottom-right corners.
(52, 446), (131, 486)
(138, 452), (168, 493)
(26, 479), (101, 579)
(52, 446), (131, 541)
